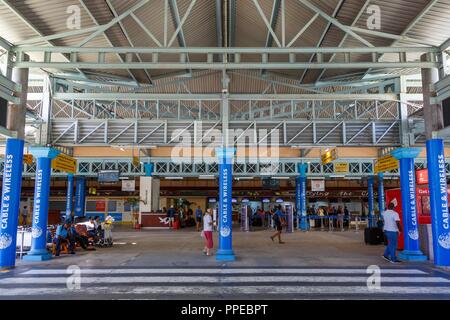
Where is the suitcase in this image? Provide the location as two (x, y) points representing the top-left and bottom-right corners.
(364, 227), (384, 245)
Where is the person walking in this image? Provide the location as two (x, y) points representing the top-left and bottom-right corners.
(381, 202), (403, 263)
(344, 206), (350, 228)
(202, 209), (214, 256)
(337, 205), (344, 231)
(195, 206), (203, 232)
(167, 205), (176, 229)
(270, 205), (286, 244)
(21, 206), (28, 227)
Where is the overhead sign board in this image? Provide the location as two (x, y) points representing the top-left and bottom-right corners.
(321, 149), (337, 165)
(122, 180), (136, 192)
(334, 162), (349, 173)
(416, 169), (429, 185)
(311, 180), (325, 192)
(374, 154), (398, 173)
(23, 154), (33, 165)
(51, 153), (77, 174)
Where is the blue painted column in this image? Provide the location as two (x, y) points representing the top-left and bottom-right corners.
(0, 139), (25, 269)
(391, 148), (427, 261)
(367, 177), (374, 228)
(66, 174), (74, 218)
(297, 163), (308, 231)
(295, 177), (301, 230)
(24, 147), (60, 261)
(74, 177), (86, 218)
(426, 139), (450, 266)
(215, 147), (236, 261)
(144, 163), (154, 177)
(378, 172), (385, 214)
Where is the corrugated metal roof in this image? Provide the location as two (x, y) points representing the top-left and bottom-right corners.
(0, 0), (449, 90)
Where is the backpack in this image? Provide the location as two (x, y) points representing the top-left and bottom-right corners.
(272, 213), (280, 223)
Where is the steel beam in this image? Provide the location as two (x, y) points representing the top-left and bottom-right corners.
(297, 0), (373, 47)
(77, 0), (150, 47)
(79, 0), (140, 86)
(53, 93), (399, 101)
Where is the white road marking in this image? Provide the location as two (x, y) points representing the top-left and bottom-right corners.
(21, 268), (428, 275)
(0, 275), (448, 285)
(0, 285), (449, 296)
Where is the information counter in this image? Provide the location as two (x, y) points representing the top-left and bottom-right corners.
(141, 212), (170, 228)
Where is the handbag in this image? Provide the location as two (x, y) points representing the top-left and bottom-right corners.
(200, 230), (206, 239)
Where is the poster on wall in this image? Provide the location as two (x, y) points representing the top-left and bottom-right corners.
(96, 201), (106, 212)
(122, 180), (136, 192)
(311, 180), (325, 192)
(116, 200), (124, 213)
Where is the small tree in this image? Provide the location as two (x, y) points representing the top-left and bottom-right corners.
(125, 197), (144, 228)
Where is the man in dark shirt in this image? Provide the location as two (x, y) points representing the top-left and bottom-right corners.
(195, 206), (203, 232)
(167, 205), (176, 229)
(270, 206), (286, 244)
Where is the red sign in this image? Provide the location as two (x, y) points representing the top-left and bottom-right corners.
(416, 169), (429, 185)
(96, 201), (106, 212)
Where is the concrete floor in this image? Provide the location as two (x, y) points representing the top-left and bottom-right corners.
(13, 226), (416, 268)
(1, 226), (449, 300)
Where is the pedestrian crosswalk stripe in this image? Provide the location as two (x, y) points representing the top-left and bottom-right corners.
(0, 275), (448, 285)
(0, 285), (450, 296)
(21, 268), (428, 275)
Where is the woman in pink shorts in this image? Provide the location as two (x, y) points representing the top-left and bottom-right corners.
(202, 209), (214, 256)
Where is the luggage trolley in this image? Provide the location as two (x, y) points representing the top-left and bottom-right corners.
(97, 215), (114, 247)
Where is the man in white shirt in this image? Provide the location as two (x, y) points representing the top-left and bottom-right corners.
(381, 202), (403, 263)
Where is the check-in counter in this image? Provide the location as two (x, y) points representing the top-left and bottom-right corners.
(140, 212), (170, 228)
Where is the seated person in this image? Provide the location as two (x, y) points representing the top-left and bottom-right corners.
(54, 222), (75, 256)
(78, 217), (98, 240)
(70, 224), (90, 250)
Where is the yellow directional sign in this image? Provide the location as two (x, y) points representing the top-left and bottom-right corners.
(375, 154), (399, 173)
(23, 154), (33, 165)
(52, 153), (77, 174)
(321, 148), (337, 165)
(334, 162), (349, 173)
(132, 156), (140, 167)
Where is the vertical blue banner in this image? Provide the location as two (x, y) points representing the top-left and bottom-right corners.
(74, 177), (86, 217)
(426, 139), (450, 266)
(66, 174), (74, 216)
(378, 172), (385, 214)
(398, 158), (423, 255)
(298, 163), (308, 231)
(0, 138), (24, 268)
(216, 147), (235, 261)
(367, 177), (374, 227)
(295, 177), (301, 230)
(299, 176), (307, 230)
(26, 157), (52, 260)
(391, 147), (427, 261)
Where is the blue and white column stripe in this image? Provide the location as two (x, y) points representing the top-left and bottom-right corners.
(426, 139), (450, 266)
(0, 139), (25, 268)
(215, 147), (236, 261)
(24, 147), (60, 261)
(391, 148), (427, 261)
